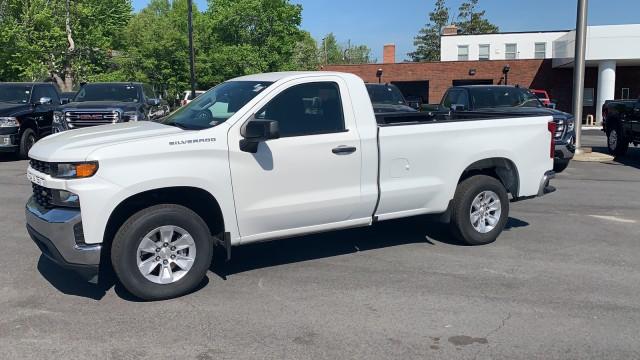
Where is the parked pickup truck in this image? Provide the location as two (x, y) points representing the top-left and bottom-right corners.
(365, 83), (417, 114)
(437, 85), (575, 173)
(25, 72), (556, 300)
(53, 82), (169, 132)
(0, 82), (61, 158)
(602, 97), (640, 156)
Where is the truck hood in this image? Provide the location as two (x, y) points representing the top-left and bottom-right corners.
(0, 102), (31, 117)
(29, 121), (183, 162)
(60, 101), (140, 112)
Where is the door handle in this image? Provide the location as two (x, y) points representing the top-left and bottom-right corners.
(332, 145), (357, 155)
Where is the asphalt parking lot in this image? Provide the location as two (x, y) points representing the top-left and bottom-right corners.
(1, 130), (639, 359)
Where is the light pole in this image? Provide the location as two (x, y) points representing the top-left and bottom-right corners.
(572, 0), (588, 153)
(187, 0), (196, 100)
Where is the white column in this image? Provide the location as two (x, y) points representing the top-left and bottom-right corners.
(596, 60), (616, 125)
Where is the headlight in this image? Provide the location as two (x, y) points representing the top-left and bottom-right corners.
(52, 162), (99, 179)
(51, 189), (80, 208)
(0, 117), (19, 127)
(124, 111), (140, 121)
(567, 117), (575, 132)
(53, 111), (64, 124)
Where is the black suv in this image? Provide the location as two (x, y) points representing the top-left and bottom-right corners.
(0, 82), (61, 158)
(438, 85), (576, 172)
(54, 82), (169, 132)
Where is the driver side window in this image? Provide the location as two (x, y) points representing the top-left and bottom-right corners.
(256, 82), (345, 137)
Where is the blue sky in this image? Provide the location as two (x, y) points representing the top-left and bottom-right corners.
(132, 0), (640, 62)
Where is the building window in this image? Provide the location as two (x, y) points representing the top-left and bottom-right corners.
(583, 88), (594, 107)
(622, 88), (630, 99)
(479, 44), (490, 60)
(505, 43), (517, 60)
(458, 45), (469, 61)
(535, 42), (546, 59)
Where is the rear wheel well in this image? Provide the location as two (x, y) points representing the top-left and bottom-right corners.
(458, 158), (519, 197)
(103, 187), (225, 253)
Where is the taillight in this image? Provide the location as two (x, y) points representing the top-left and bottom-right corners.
(547, 121), (557, 158)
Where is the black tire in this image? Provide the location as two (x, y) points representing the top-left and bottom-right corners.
(607, 125), (628, 156)
(553, 159), (570, 173)
(111, 204), (213, 300)
(450, 175), (509, 246)
(18, 128), (36, 160)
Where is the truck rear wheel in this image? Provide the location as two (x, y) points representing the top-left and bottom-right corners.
(607, 126), (628, 156)
(111, 204), (213, 300)
(450, 175), (509, 245)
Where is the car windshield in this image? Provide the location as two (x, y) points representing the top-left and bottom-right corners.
(160, 81), (273, 130)
(74, 84), (141, 102)
(470, 87), (542, 108)
(366, 84), (406, 105)
(0, 84), (32, 103)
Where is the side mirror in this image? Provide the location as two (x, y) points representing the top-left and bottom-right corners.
(36, 97), (52, 105)
(60, 98), (70, 105)
(450, 103), (466, 112)
(147, 98), (161, 106)
(240, 119), (280, 153)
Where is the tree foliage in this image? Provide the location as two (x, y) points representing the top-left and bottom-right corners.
(408, 0), (449, 62)
(0, 0), (131, 90)
(0, 0), (368, 98)
(319, 33), (371, 65)
(409, 0), (498, 62)
(455, 0), (499, 35)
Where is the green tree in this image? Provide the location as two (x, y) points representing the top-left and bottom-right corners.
(0, 0), (131, 90)
(320, 33), (371, 65)
(288, 31), (320, 71)
(197, 0), (304, 84)
(455, 0), (499, 35)
(122, 0), (194, 99)
(408, 0), (449, 62)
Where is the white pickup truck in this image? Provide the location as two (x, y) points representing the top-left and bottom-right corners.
(25, 72), (556, 300)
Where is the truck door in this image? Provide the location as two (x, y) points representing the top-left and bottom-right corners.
(228, 79), (364, 241)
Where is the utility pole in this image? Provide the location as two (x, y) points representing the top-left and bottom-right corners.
(572, 0), (588, 153)
(322, 37), (328, 65)
(187, 0), (196, 100)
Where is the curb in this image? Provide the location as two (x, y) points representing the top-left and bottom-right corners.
(572, 151), (614, 162)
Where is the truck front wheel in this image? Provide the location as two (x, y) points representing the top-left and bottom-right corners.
(111, 204), (213, 300)
(607, 126), (628, 156)
(450, 175), (509, 245)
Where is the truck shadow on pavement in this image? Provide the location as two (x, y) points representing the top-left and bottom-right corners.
(36, 216), (528, 301)
(592, 146), (640, 170)
(210, 216), (529, 280)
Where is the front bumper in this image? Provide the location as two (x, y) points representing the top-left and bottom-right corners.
(0, 127), (19, 152)
(25, 197), (101, 283)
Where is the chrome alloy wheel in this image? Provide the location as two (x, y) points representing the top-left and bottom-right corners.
(136, 225), (196, 284)
(608, 129), (618, 150)
(469, 190), (502, 234)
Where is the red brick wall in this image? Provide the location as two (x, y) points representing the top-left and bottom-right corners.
(324, 59), (552, 106)
(383, 44), (396, 64)
(323, 60), (640, 116)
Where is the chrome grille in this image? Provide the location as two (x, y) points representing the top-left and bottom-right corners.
(29, 158), (52, 175)
(65, 111), (120, 128)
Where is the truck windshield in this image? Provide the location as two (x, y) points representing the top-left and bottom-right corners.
(160, 81), (273, 130)
(0, 84), (32, 104)
(74, 84), (141, 102)
(366, 84), (406, 105)
(470, 87), (542, 108)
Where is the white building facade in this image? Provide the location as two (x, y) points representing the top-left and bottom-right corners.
(440, 24), (640, 123)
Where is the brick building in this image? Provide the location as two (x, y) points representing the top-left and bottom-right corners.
(324, 24), (640, 123)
